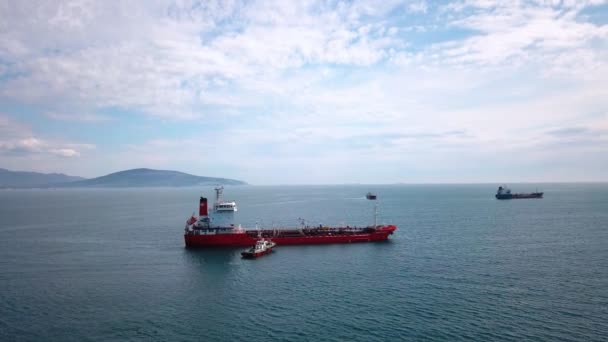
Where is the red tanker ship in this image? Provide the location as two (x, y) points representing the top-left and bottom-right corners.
(184, 196), (397, 248)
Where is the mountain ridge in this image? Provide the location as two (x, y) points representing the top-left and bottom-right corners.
(59, 168), (246, 187)
(0, 168), (85, 188)
(0, 168), (246, 188)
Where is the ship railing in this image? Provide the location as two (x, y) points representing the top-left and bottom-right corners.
(187, 226), (240, 235)
(239, 226), (374, 237)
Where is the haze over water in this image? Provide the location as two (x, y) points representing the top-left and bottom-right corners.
(1, 184), (607, 341)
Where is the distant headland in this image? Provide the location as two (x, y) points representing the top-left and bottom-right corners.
(0, 168), (247, 188)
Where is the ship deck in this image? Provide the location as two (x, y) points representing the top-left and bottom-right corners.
(184, 225), (397, 247)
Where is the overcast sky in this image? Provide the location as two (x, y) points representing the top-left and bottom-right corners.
(1, 0), (607, 184)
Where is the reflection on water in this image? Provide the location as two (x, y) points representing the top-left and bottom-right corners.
(180, 248), (246, 295)
(183, 248), (242, 267)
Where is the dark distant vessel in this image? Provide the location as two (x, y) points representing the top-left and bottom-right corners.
(184, 195), (396, 247)
(366, 192), (377, 200)
(241, 239), (276, 259)
(495, 186), (543, 200)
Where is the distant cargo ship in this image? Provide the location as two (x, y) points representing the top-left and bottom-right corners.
(495, 186), (543, 200)
(184, 195), (396, 247)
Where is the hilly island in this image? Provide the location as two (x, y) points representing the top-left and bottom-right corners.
(0, 168), (246, 188)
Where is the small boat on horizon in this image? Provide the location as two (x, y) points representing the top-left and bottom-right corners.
(241, 238), (276, 259)
(366, 192), (377, 200)
(495, 186), (543, 200)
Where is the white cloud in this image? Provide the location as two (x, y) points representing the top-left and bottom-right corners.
(0, 138), (83, 157)
(435, 0), (608, 67)
(408, 1), (428, 13)
(2, 0), (603, 119)
(50, 148), (80, 157)
(0, 0), (606, 182)
(0, 0), (406, 119)
(45, 112), (112, 122)
(0, 114), (93, 159)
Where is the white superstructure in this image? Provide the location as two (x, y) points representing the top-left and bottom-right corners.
(213, 185), (237, 212)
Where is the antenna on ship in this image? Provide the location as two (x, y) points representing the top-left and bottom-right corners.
(374, 203), (378, 228)
(255, 221), (261, 239)
(214, 185), (224, 204)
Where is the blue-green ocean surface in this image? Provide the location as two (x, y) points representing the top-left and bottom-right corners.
(1, 184), (607, 341)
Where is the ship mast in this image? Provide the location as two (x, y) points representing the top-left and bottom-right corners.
(214, 185), (224, 205)
(367, 193), (378, 228)
(374, 203), (378, 228)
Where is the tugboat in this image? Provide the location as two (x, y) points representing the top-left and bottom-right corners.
(241, 238), (276, 259)
(495, 186), (543, 200)
(366, 192), (377, 200)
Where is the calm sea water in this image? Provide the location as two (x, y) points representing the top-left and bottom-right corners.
(1, 184), (607, 341)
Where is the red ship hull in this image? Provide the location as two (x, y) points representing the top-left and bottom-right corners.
(185, 225), (397, 248)
(512, 193), (543, 199)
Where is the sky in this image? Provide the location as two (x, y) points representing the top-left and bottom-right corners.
(0, 0), (607, 185)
